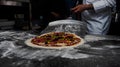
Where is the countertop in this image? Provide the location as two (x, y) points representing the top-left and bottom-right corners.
(0, 31), (120, 67)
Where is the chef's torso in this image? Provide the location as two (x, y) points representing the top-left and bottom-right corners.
(81, 0), (113, 34)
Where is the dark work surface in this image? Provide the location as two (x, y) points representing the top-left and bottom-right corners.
(0, 31), (120, 67)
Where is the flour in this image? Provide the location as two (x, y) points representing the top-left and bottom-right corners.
(0, 40), (63, 61)
(12, 60), (34, 67)
(84, 35), (107, 42)
(0, 31), (120, 61)
(61, 49), (91, 59)
(0, 31), (94, 60)
(103, 45), (120, 49)
(0, 41), (16, 58)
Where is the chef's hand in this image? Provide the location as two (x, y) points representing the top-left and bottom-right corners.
(51, 12), (60, 18)
(71, 4), (94, 13)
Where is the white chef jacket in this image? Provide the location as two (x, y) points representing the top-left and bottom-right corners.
(81, 0), (116, 35)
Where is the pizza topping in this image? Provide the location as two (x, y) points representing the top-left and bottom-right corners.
(31, 32), (81, 47)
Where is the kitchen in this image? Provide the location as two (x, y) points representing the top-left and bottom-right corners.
(0, 0), (120, 67)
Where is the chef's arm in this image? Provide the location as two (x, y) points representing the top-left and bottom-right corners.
(71, 4), (94, 13)
(93, 0), (116, 13)
(71, 0), (116, 13)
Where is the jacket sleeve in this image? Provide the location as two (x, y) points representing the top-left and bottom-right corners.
(92, 0), (116, 13)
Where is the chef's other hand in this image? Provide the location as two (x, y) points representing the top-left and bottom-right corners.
(71, 4), (94, 13)
(51, 12), (60, 18)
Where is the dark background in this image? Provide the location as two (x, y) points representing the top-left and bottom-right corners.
(108, 0), (120, 36)
(0, 0), (119, 36)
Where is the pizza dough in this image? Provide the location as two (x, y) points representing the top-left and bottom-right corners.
(25, 32), (84, 49)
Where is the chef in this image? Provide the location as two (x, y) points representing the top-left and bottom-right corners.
(71, 0), (116, 35)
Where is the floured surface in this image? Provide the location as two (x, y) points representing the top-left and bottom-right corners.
(0, 31), (120, 67)
(0, 31), (87, 61)
(0, 31), (120, 60)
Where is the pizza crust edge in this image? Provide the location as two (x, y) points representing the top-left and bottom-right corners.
(25, 32), (84, 49)
(25, 37), (84, 49)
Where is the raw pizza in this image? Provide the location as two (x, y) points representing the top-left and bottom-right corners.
(25, 32), (84, 49)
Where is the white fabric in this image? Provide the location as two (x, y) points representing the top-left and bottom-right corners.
(81, 0), (116, 35)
